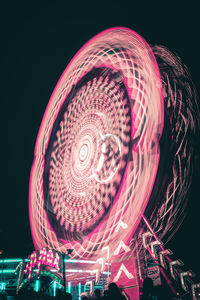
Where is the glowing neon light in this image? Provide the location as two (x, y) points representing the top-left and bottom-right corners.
(64, 259), (96, 264)
(180, 271), (194, 291)
(114, 220), (128, 232)
(159, 249), (172, 269)
(113, 264), (134, 282)
(192, 283), (200, 300)
(29, 27), (164, 262)
(150, 240), (162, 259)
(142, 232), (153, 249)
(29, 27), (199, 287)
(0, 283), (6, 291)
(50, 269), (110, 275)
(0, 269), (16, 273)
(18, 271), (63, 292)
(24, 248), (60, 279)
(68, 281), (71, 294)
(102, 247), (110, 260)
(149, 45), (199, 243)
(78, 282), (81, 300)
(90, 269), (100, 283)
(169, 260), (183, 280)
(114, 240), (131, 255)
(0, 259), (22, 263)
(35, 279), (40, 292)
(97, 258), (105, 272)
(53, 281), (57, 297)
(85, 280), (94, 296)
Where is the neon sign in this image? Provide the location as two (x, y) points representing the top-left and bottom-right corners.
(24, 248), (61, 279)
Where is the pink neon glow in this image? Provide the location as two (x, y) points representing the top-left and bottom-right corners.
(24, 248), (60, 279)
(29, 27), (164, 262)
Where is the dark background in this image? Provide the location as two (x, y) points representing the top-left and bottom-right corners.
(0, 0), (200, 277)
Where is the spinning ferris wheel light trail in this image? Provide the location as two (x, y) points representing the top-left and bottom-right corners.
(29, 27), (164, 260)
(28, 27), (199, 296)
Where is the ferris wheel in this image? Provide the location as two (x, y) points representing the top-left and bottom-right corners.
(29, 27), (199, 264)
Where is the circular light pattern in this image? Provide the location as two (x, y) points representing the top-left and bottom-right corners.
(29, 27), (163, 260)
(44, 67), (132, 239)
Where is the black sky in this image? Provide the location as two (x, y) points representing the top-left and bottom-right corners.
(0, 0), (200, 277)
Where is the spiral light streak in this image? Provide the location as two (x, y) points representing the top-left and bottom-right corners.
(147, 45), (199, 243)
(29, 27), (164, 261)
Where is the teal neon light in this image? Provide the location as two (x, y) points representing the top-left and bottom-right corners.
(0, 258), (109, 266)
(0, 269), (16, 274)
(35, 279), (40, 292)
(78, 283), (81, 300)
(0, 258), (108, 264)
(68, 281), (71, 294)
(53, 281), (57, 297)
(0, 282), (6, 291)
(0, 259), (22, 263)
(18, 271), (62, 292)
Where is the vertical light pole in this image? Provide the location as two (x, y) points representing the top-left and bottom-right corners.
(78, 282), (81, 300)
(68, 281), (71, 294)
(62, 249), (73, 295)
(53, 281), (57, 297)
(62, 254), (66, 295)
(35, 279), (40, 292)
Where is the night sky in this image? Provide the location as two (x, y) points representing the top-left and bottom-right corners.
(1, 1), (200, 278)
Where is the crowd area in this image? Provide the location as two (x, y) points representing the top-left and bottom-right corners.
(0, 283), (126, 300)
(0, 280), (192, 300)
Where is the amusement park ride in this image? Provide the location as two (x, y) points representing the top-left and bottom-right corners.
(1, 27), (200, 299)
